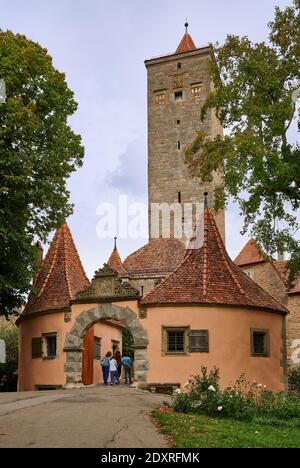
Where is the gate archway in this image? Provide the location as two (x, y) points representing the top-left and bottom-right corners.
(63, 303), (148, 388)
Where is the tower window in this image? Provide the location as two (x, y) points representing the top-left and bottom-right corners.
(178, 192), (181, 203)
(177, 62), (182, 70)
(174, 91), (183, 101)
(177, 120), (181, 125)
(251, 329), (270, 357)
(177, 141), (181, 150)
(154, 93), (166, 105)
(191, 83), (202, 97)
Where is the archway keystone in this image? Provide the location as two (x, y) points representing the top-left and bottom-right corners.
(64, 304), (148, 388)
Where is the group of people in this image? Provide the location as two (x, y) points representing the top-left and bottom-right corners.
(100, 350), (133, 386)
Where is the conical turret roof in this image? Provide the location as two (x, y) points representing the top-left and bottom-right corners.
(176, 22), (197, 53)
(21, 224), (89, 319)
(107, 241), (128, 276)
(141, 208), (288, 314)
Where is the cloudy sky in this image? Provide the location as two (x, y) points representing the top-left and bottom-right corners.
(1, 0), (296, 278)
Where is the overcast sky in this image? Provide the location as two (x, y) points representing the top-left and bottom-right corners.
(1, 0), (297, 278)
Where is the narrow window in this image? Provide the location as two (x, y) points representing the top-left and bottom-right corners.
(178, 141), (181, 150)
(45, 334), (57, 358)
(177, 62), (182, 70)
(94, 337), (101, 360)
(178, 192), (181, 203)
(177, 119), (181, 125)
(189, 330), (209, 353)
(174, 91), (183, 101)
(251, 329), (270, 357)
(112, 340), (120, 354)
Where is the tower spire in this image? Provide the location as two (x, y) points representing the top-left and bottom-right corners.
(176, 21), (196, 53)
(185, 19), (189, 34)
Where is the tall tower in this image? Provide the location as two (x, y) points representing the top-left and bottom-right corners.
(145, 23), (225, 241)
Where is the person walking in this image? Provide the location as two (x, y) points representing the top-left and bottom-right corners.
(121, 354), (133, 385)
(115, 350), (122, 380)
(109, 354), (120, 385)
(100, 352), (111, 386)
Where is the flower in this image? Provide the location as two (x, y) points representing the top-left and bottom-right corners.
(183, 382), (190, 389)
(174, 388), (181, 394)
(257, 384), (263, 388)
(263, 385), (267, 389)
(217, 406), (223, 412)
(208, 385), (216, 392)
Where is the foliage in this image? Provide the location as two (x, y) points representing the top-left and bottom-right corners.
(288, 366), (300, 394)
(0, 321), (18, 375)
(152, 411), (300, 448)
(173, 367), (300, 426)
(122, 328), (134, 359)
(0, 31), (84, 317)
(185, 1), (300, 284)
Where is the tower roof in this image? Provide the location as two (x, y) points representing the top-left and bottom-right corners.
(107, 239), (128, 276)
(235, 239), (266, 267)
(124, 237), (186, 276)
(20, 224), (89, 319)
(140, 208), (287, 314)
(176, 22), (197, 53)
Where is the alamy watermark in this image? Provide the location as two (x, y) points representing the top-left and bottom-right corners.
(291, 339), (300, 365)
(96, 195), (204, 248)
(0, 339), (6, 364)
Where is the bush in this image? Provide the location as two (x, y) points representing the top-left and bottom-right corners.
(173, 367), (300, 426)
(288, 367), (300, 395)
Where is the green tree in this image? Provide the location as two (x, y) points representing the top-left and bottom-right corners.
(185, 1), (300, 283)
(122, 328), (134, 359)
(0, 31), (84, 317)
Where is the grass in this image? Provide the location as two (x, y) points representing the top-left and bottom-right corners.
(152, 410), (300, 448)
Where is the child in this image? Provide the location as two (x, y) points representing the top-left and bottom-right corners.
(109, 355), (120, 385)
(100, 351), (112, 385)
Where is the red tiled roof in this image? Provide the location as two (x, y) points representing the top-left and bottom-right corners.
(273, 261), (300, 295)
(176, 33), (197, 53)
(141, 209), (288, 314)
(20, 224), (89, 318)
(107, 247), (128, 276)
(234, 239), (266, 267)
(124, 238), (186, 276)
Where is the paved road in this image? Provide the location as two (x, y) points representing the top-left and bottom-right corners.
(0, 386), (170, 448)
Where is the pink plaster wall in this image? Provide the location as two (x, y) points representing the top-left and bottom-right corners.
(143, 306), (285, 392)
(18, 303), (123, 391)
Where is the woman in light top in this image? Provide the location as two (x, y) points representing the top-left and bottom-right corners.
(109, 354), (120, 386)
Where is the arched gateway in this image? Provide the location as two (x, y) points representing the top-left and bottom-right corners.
(64, 303), (148, 388)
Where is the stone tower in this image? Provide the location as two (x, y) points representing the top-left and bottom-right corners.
(145, 23), (225, 242)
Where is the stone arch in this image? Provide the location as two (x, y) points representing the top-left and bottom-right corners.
(64, 303), (148, 388)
